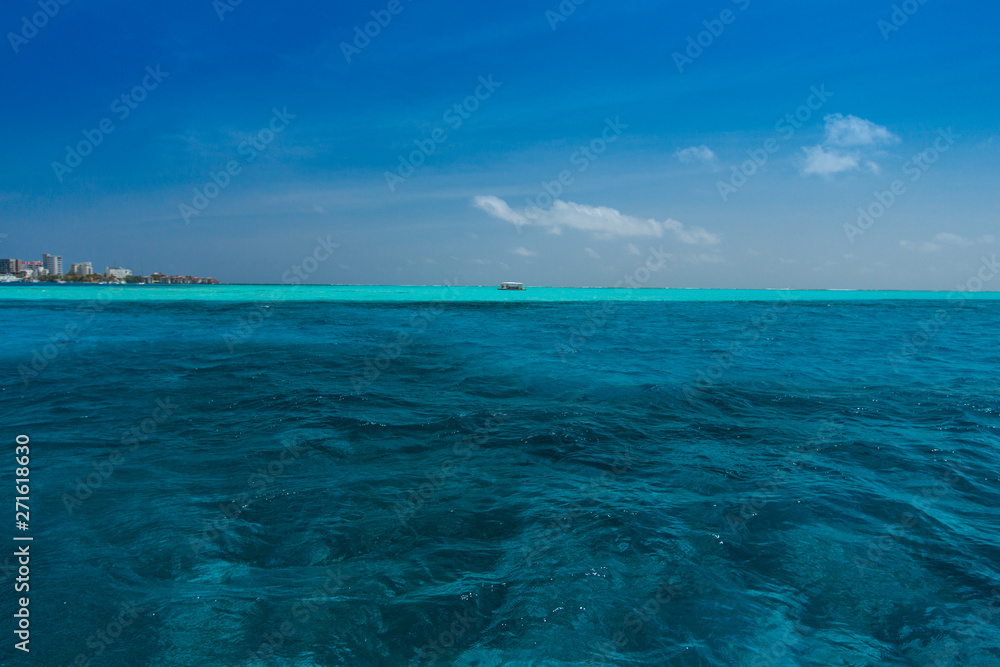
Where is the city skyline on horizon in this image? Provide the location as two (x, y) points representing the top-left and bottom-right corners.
(0, 248), (217, 281)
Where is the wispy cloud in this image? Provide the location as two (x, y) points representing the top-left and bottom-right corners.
(824, 114), (898, 148)
(473, 196), (720, 244)
(584, 247), (600, 259)
(675, 145), (717, 166)
(802, 146), (859, 176)
(801, 114), (899, 176)
(451, 256), (492, 265)
(899, 233), (993, 252)
(474, 195), (529, 229)
(512, 247), (538, 257)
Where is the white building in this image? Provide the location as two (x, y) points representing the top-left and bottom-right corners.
(42, 253), (63, 276)
(20, 261), (44, 278)
(69, 262), (94, 276)
(105, 266), (132, 280)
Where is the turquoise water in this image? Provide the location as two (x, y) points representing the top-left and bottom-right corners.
(2, 288), (998, 665)
(1, 284), (999, 302)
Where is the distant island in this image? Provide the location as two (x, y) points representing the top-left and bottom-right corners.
(0, 254), (218, 285)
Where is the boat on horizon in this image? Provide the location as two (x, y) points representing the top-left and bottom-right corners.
(499, 282), (525, 291)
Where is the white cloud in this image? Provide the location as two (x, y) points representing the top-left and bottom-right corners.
(584, 247), (601, 259)
(801, 114), (899, 177)
(474, 196), (720, 244)
(863, 161), (882, 175)
(933, 233), (972, 246)
(823, 114), (899, 148)
(512, 247), (537, 257)
(900, 233), (976, 253)
(802, 146), (860, 176)
(675, 145), (717, 165)
(627, 243), (641, 255)
(472, 196), (527, 228)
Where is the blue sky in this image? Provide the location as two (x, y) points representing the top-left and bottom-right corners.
(1, 0), (998, 287)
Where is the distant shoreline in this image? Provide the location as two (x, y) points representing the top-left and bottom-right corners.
(3, 282), (988, 292)
(0, 282), (1000, 303)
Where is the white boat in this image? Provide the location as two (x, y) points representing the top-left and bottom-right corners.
(499, 282), (525, 291)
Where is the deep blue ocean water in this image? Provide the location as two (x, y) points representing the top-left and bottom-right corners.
(2, 287), (999, 666)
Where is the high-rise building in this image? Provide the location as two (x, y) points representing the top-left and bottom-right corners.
(0, 259), (20, 275)
(69, 262), (93, 276)
(42, 253), (63, 276)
